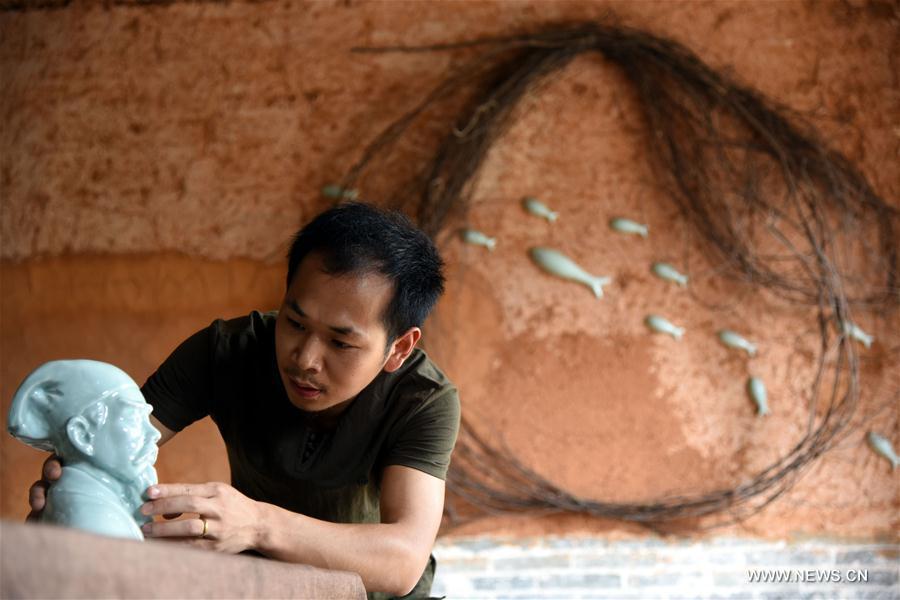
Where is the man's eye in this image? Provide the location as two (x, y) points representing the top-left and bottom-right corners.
(332, 340), (352, 350)
(288, 319), (305, 331)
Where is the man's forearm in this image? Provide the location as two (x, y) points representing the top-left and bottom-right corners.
(254, 501), (428, 596)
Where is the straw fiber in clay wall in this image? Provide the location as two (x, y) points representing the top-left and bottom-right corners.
(1, 1), (897, 540)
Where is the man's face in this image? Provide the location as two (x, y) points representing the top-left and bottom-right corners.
(89, 388), (161, 483)
(274, 253), (396, 418)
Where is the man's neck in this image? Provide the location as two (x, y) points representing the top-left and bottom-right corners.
(300, 397), (355, 431)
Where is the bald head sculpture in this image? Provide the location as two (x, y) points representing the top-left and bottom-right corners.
(8, 360), (160, 540)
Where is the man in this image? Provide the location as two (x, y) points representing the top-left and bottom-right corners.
(28, 202), (461, 599)
(12, 360), (161, 540)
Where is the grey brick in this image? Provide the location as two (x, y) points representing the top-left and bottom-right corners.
(710, 537), (776, 547)
(572, 552), (656, 568)
(576, 595), (663, 600)
(575, 595), (657, 600)
(436, 556), (491, 572)
(837, 551), (881, 564)
(757, 591), (802, 600)
(745, 550), (828, 565)
(543, 537), (609, 550)
(493, 554), (570, 570)
(708, 551), (746, 565)
(471, 575), (536, 591)
(452, 538), (505, 552)
(608, 537), (670, 548)
(626, 572), (683, 587)
(795, 591), (841, 600)
(538, 573), (621, 589)
(855, 588), (900, 600)
(713, 571), (746, 586)
(866, 569), (900, 586)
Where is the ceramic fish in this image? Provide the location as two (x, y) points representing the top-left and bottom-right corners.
(718, 330), (757, 357)
(529, 247), (611, 298)
(652, 262), (688, 287)
(522, 197), (558, 222)
(867, 432), (898, 470)
(460, 229), (496, 251)
(842, 321), (874, 349)
(645, 315), (684, 340)
(610, 217), (648, 238)
(321, 184), (359, 200)
(747, 377), (769, 416)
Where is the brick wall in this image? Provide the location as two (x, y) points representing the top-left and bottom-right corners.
(432, 536), (900, 599)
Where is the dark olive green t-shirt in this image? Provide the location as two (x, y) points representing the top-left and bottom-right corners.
(140, 310), (460, 599)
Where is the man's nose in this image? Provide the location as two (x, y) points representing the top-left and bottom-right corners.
(295, 335), (323, 373)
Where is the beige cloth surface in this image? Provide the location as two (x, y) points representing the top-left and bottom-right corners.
(0, 519), (366, 599)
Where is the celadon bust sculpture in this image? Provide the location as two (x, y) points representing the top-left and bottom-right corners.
(7, 360), (161, 540)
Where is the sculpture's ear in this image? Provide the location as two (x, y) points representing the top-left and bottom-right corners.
(66, 416), (95, 457)
(7, 381), (57, 451)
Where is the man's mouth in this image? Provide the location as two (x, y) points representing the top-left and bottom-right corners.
(288, 376), (323, 399)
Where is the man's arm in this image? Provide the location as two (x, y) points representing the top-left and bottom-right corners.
(140, 464), (445, 596)
(259, 464), (445, 595)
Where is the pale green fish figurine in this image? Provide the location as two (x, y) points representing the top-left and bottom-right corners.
(645, 315), (684, 340)
(522, 197), (558, 222)
(718, 330), (757, 357)
(460, 228), (496, 251)
(529, 247), (611, 298)
(651, 262), (688, 287)
(321, 184), (359, 200)
(747, 377), (769, 416)
(867, 432), (898, 470)
(609, 217), (648, 238)
(842, 320), (874, 349)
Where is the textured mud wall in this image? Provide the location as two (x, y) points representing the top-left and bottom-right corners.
(1, 0), (897, 540)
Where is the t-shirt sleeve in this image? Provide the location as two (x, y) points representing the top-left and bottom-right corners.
(380, 385), (461, 481)
(140, 325), (214, 433)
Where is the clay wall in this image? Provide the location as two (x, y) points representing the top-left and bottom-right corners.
(1, 0), (897, 540)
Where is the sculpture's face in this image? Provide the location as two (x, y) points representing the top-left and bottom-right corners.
(89, 388), (161, 483)
(274, 252), (394, 419)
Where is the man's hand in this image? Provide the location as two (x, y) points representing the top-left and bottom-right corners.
(140, 482), (262, 554)
(27, 455), (63, 522)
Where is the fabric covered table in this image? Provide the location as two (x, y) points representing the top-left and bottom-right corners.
(0, 520), (366, 599)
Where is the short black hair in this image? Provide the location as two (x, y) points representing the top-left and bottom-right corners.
(286, 202), (446, 343)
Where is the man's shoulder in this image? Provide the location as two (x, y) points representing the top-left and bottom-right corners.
(208, 310), (278, 356)
(369, 348), (461, 480)
(392, 348), (455, 396)
(378, 348), (458, 418)
(213, 309), (278, 336)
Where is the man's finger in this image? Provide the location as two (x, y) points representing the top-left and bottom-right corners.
(142, 517), (208, 539)
(146, 483), (217, 500)
(42, 456), (62, 481)
(141, 496), (210, 517)
(28, 480), (48, 512)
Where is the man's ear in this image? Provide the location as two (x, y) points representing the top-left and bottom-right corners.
(383, 327), (421, 373)
(66, 416), (95, 457)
